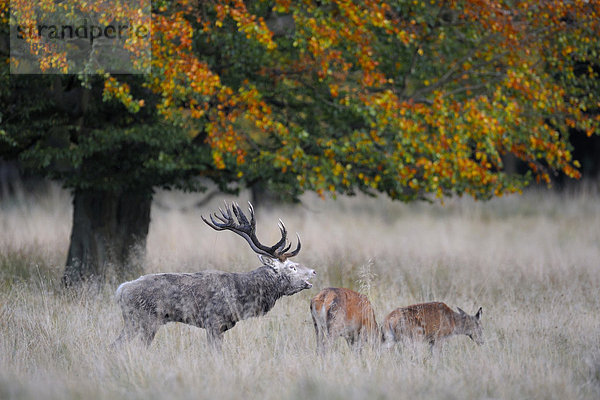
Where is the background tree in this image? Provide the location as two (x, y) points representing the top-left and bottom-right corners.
(1, 0), (598, 285)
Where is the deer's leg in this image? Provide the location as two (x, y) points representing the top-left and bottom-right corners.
(312, 315), (328, 354)
(313, 319), (323, 353)
(429, 340), (444, 359)
(322, 318), (344, 352)
(112, 312), (139, 347)
(140, 322), (159, 347)
(358, 329), (374, 352)
(382, 326), (396, 350)
(345, 331), (358, 351)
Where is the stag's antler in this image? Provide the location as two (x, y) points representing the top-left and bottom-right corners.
(202, 201), (301, 260)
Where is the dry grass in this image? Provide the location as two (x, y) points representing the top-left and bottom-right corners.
(1, 184), (600, 399)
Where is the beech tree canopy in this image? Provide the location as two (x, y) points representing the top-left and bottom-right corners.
(2, 0), (599, 201)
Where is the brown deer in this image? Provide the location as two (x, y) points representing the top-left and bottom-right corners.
(114, 202), (316, 350)
(310, 287), (379, 352)
(382, 302), (483, 351)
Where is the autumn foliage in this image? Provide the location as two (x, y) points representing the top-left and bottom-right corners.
(3, 0), (600, 201)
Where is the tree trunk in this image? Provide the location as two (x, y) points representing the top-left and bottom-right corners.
(62, 188), (153, 286)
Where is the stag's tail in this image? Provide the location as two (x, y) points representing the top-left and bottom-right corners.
(115, 280), (131, 305)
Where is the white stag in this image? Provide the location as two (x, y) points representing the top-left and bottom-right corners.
(114, 202), (316, 350)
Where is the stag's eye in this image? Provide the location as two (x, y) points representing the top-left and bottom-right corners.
(289, 265), (297, 271)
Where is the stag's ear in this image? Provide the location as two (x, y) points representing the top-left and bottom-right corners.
(258, 255), (280, 271)
(475, 307), (482, 320)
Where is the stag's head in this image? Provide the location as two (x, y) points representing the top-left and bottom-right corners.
(202, 201), (316, 295)
(257, 255), (315, 295)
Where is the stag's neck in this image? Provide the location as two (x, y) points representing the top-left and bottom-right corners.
(236, 266), (288, 317)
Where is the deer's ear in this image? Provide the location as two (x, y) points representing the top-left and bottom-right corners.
(258, 255), (279, 270)
(475, 307), (482, 320)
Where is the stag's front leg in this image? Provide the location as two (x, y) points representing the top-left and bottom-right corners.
(140, 322), (159, 347)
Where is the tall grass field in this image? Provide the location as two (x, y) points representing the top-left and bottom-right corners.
(1, 184), (599, 399)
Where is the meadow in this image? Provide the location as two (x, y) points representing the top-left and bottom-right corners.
(1, 183), (599, 399)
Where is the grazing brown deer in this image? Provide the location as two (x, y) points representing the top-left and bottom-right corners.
(382, 302), (483, 351)
(114, 202), (316, 350)
(310, 287), (379, 352)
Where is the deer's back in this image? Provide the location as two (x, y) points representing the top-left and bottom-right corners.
(384, 302), (456, 342)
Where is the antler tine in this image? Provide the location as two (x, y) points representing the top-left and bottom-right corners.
(279, 241), (292, 254)
(283, 233), (301, 258)
(278, 219), (287, 236)
(230, 202), (240, 224)
(212, 212), (229, 225)
(209, 202), (230, 226)
(200, 215), (214, 228)
(202, 201), (233, 231)
(232, 202), (250, 227)
(268, 219), (288, 254)
(247, 202), (257, 229)
(201, 214), (224, 230)
(219, 200), (233, 220)
(214, 211), (232, 227)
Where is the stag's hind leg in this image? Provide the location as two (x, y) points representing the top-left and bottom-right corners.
(140, 322), (159, 347)
(112, 312), (138, 347)
(113, 310), (159, 348)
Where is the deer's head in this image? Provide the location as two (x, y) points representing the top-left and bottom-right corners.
(457, 307), (484, 345)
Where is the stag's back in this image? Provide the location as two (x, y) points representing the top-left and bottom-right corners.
(382, 302), (457, 344)
(311, 287), (378, 349)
